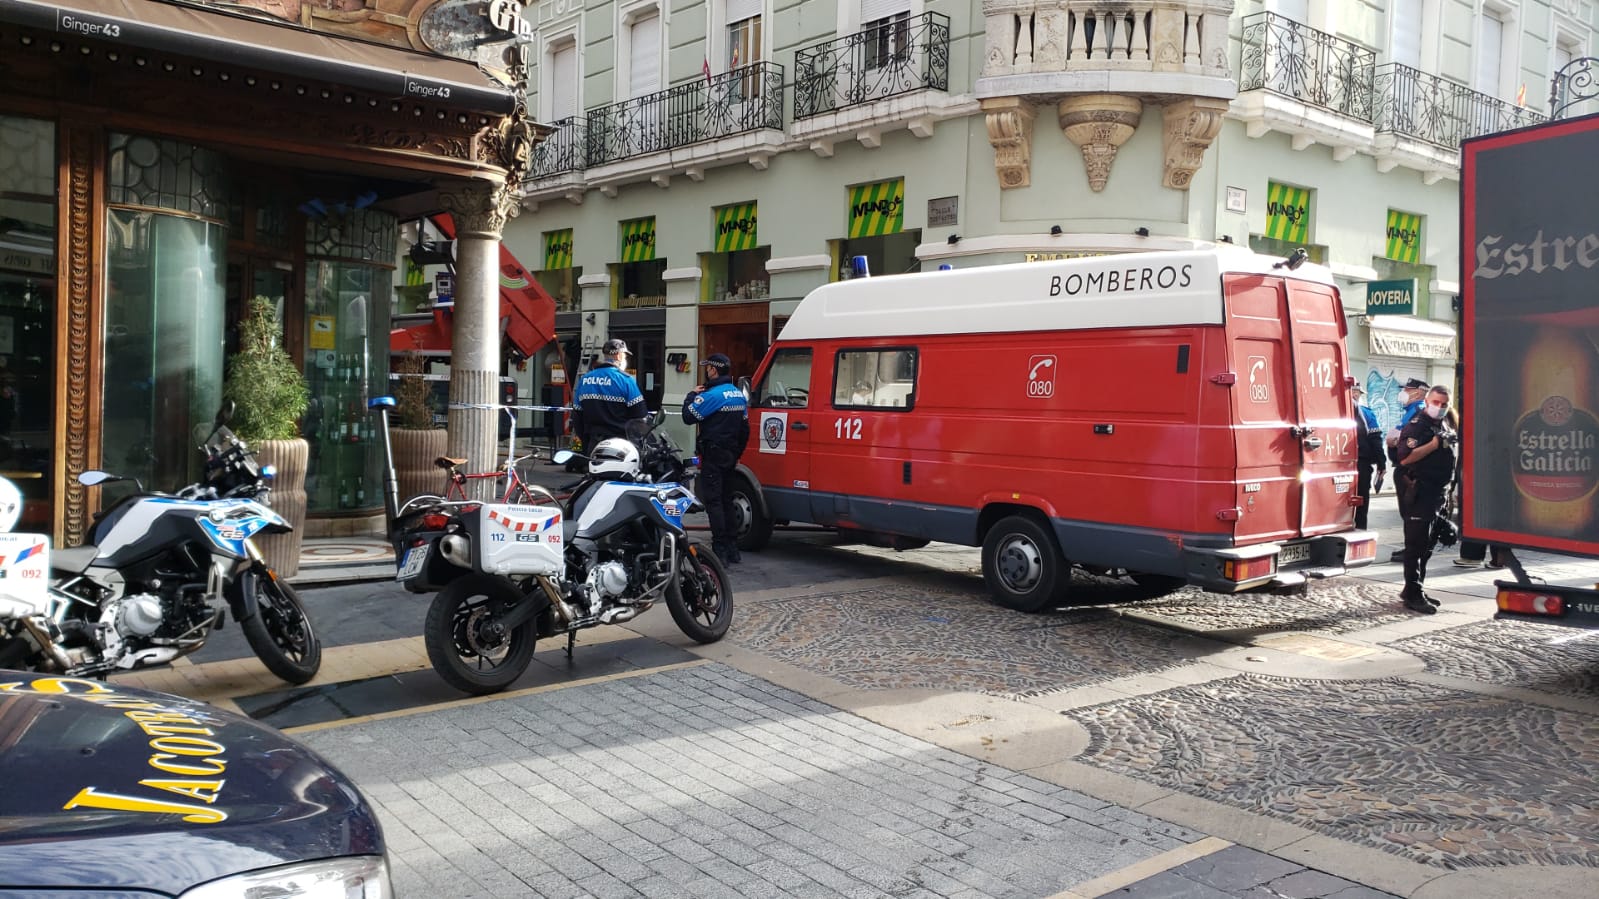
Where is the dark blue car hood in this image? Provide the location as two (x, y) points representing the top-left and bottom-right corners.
(0, 672), (382, 895)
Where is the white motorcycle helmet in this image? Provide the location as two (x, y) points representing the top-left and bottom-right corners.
(0, 476), (22, 533)
(588, 438), (641, 481)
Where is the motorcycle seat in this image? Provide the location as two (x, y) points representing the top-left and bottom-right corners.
(434, 456), (468, 470)
(52, 546), (99, 575)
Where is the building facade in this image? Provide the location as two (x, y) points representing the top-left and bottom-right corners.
(1, 0), (530, 542)
(511, 0), (1596, 447)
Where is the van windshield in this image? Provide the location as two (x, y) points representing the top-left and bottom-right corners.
(753, 348), (812, 408)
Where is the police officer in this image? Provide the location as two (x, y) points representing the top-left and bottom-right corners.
(1352, 384), (1386, 530)
(1395, 385), (1457, 614)
(1385, 378), (1429, 560)
(572, 338), (647, 452)
(683, 353), (750, 564)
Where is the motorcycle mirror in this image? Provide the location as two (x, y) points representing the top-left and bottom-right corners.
(737, 376), (751, 399)
(214, 400), (235, 429)
(552, 450), (574, 465)
(78, 470), (118, 486)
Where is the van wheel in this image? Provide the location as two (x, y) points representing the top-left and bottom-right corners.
(1128, 572), (1187, 597)
(982, 515), (1067, 613)
(732, 476), (772, 552)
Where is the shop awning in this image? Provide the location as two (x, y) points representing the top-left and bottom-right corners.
(0, 0), (516, 114)
(1367, 315), (1458, 359)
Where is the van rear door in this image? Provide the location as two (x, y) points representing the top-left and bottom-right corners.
(1223, 274), (1355, 546)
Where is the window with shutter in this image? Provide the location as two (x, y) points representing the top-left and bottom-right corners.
(551, 44), (578, 121)
(629, 11), (660, 98)
(727, 0), (761, 26)
(860, 0), (910, 25)
(1475, 12), (1504, 96)
(1270, 0), (1309, 23)
(1391, 0), (1422, 69)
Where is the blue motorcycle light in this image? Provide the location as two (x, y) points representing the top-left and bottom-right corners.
(260, 465), (277, 480)
(690, 455), (701, 466)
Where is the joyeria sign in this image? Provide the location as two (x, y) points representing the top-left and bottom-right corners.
(487, 0), (534, 42)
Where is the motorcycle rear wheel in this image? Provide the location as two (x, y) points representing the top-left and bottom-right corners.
(425, 574), (537, 695)
(667, 541), (733, 643)
(237, 570), (322, 685)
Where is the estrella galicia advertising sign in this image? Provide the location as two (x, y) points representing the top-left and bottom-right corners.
(1365, 278), (1415, 316)
(1462, 113), (1599, 558)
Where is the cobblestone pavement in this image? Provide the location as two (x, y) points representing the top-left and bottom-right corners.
(1386, 619), (1599, 701)
(293, 664), (1205, 899)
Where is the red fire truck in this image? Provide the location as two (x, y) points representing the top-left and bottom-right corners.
(731, 248), (1379, 611)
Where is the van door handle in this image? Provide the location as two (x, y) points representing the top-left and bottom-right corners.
(1302, 436), (1324, 450)
(791, 421), (809, 431)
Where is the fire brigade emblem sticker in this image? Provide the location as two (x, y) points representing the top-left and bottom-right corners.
(760, 412), (788, 454)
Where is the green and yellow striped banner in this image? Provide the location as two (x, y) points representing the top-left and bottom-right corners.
(544, 228), (573, 270)
(714, 202), (758, 253)
(847, 178), (904, 239)
(1264, 181), (1310, 243)
(619, 217), (656, 263)
(403, 258), (425, 287)
(1385, 209), (1422, 264)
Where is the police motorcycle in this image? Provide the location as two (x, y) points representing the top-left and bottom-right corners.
(0, 403), (321, 684)
(369, 397), (731, 696)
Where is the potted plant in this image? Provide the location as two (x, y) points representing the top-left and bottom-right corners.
(391, 351), (447, 504)
(223, 296), (311, 578)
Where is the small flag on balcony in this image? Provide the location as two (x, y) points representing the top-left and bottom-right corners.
(703, 56), (712, 84)
(1516, 83), (1526, 106)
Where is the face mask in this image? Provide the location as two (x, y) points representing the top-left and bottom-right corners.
(1396, 392), (1410, 405)
(1425, 403), (1447, 420)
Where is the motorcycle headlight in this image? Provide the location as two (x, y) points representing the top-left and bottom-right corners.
(179, 855), (390, 899)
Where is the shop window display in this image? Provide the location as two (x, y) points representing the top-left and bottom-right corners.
(302, 209), (396, 515)
(0, 116), (55, 528)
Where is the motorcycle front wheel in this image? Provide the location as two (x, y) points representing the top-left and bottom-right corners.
(667, 541), (733, 643)
(236, 569), (322, 685)
(424, 574), (537, 695)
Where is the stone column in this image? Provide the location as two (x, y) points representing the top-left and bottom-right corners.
(439, 181), (511, 500)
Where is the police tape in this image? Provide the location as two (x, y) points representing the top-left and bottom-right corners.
(448, 402), (575, 413)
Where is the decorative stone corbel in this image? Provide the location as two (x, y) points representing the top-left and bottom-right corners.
(1160, 97), (1228, 190)
(981, 96), (1036, 190)
(1058, 95), (1142, 193)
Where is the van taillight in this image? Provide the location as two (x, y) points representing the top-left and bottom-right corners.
(1223, 557), (1274, 581)
(1345, 538), (1376, 563)
(1496, 589), (1565, 617)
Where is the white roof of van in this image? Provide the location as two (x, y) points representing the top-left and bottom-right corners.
(777, 247), (1337, 342)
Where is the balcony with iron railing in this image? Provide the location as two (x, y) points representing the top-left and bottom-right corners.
(795, 12), (951, 119)
(529, 115), (585, 180)
(584, 62), (785, 168)
(1373, 63), (1545, 150)
(1239, 12), (1373, 122)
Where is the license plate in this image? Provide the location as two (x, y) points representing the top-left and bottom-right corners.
(396, 546), (428, 581)
(1279, 542), (1311, 565)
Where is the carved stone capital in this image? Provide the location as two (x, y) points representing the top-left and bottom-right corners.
(438, 181), (515, 239)
(1161, 97), (1229, 191)
(1057, 95), (1142, 193)
(981, 97), (1037, 191)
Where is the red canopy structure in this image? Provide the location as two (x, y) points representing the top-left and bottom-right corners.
(388, 213), (557, 360)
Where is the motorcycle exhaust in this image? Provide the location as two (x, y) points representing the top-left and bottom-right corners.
(598, 606), (640, 625)
(20, 616), (73, 671)
(536, 575), (579, 627)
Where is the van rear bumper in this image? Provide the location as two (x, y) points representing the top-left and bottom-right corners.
(1182, 529), (1379, 593)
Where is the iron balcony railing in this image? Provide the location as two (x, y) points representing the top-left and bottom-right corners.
(794, 11), (950, 119)
(1374, 63), (1545, 149)
(1239, 12), (1375, 121)
(584, 62), (785, 167)
(529, 115), (585, 179)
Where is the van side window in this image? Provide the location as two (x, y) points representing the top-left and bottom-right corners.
(753, 348), (812, 408)
(834, 348), (918, 410)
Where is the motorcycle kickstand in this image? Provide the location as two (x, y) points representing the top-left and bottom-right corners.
(565, 629), (576, 660)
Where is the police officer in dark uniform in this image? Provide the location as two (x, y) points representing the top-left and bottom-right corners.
(1352, 384), (1386, 530)
(683, 354), (750, 564)
(572, 338), (647, 452)
(1395, 385), (1458, 614)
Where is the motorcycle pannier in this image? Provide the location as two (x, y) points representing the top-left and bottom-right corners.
(472, 504), (565, 576)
